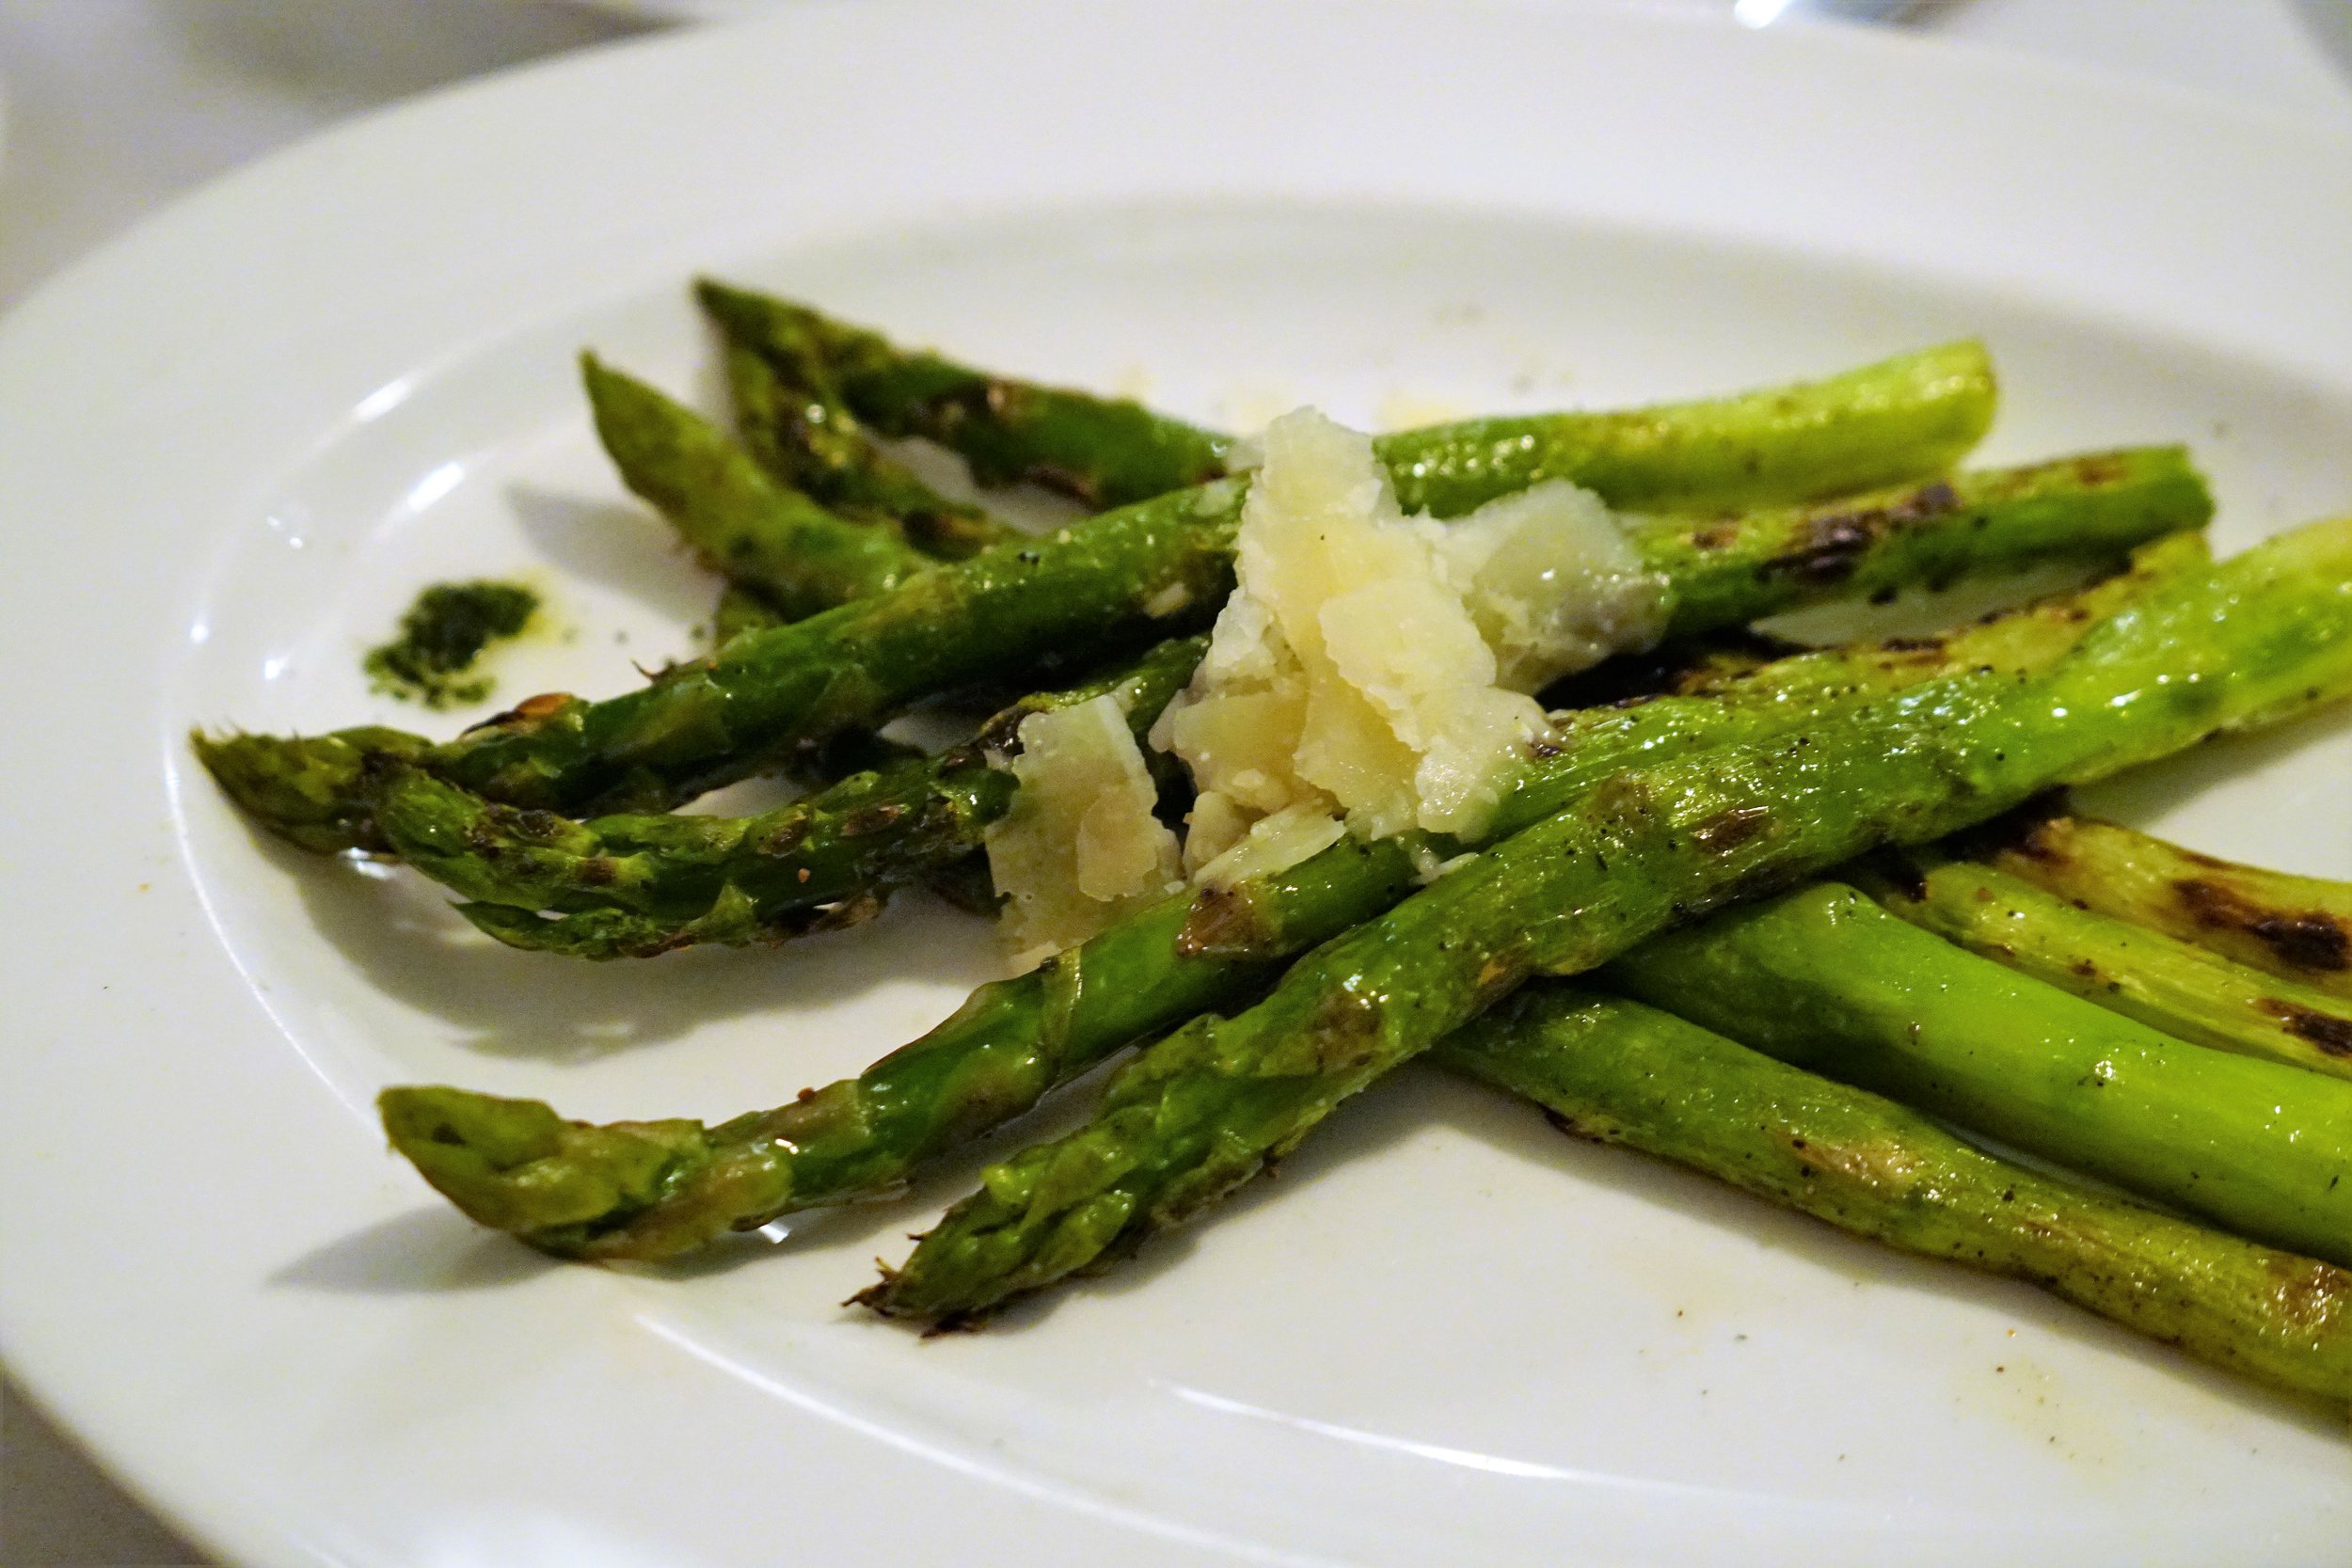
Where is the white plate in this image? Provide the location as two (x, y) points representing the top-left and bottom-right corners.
(2, 5), (2348, 1565)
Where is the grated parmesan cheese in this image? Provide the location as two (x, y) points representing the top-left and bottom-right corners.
(987, 406), (1666, 965)
(1422, 483), (1666, 692)
(1154, 407), (1663, 868)
(1192, 801), (1351, 892)
(984, 693), (1183, 969)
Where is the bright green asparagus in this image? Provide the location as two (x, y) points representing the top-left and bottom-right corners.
(372, 451), (2202, 953)
(1859, 852), (2352, 1080)
(200, 342), (2019, 855)
(857, 516), (2352, 1321)
(709, 580), (787, 642)
(698, 347), (1010, 640)
(1433, 988), (2352, 1404)
(1974, 806), (2352, 1001)
(379, 539), (2207, 1254)
(699, 281), (1235, 511)
(582, 355), (930, 621)
(392, 635), (1205, 958)
(723, 342), (1020, 561)
(1604, 882), (2352, 1264)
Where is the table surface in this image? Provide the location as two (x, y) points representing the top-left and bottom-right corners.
(1, 1), (2345, 1563)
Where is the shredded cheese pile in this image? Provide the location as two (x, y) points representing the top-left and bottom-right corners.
(982, 694), (1183, 970)
(1156, 408), (1663, 867)
(985, 406), (1666, 968)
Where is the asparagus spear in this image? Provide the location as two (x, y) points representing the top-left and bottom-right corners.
(857, 517), (2352, 1321)
(379, 560), (1724, 956)
(1620, 449), (2203, 628)
(193, 341), (2027, 854)
(1433, 988), (2352, 1404)
(1384, 344), (1995, 519)
(582, 356), (930, 621)
(1604, 882), (2352, 1264)
(378, 539), (2206, 1253)
(699, 282), (1236, 510)
(709, 581), (787, 643)
(723, 342), (1020, 561)
(373, 454), (2203, 954)
(385, 635), (1206, 958)
(701, 342), (1043, 635)
(1973, 805), (2352, 1001)
(701, 288), (2012, 520)
(1859, 853), (2352, 1081)
(710, 331), (1215, 636)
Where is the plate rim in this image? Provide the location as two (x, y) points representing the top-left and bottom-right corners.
(2, 5), (2349, 1566)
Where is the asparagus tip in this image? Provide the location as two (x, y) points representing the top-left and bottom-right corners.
(380, 1085), (710, 1247)
(381, 1084), (566, 1170)
(188, 727), (404, 853)
(691, 277), (768, 331)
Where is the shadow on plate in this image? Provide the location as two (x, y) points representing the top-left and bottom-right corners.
(805, 1053), (2347, 1437)
(172, 0), (655, 108)
(269, 1207), (555, 1295)
(507, 483), (719, 631)
(246, 823), (1001, 1062)
(1418, 1060), (2351, 1440)
(2073, 699), (2352, 827)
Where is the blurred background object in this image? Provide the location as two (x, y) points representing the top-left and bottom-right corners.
(2302, 0), (2352, 81)
(0, 0), (655, 302)
(5, 0), (2346, 311)
(0, 1), (2344, 1563)
(1734, 0), (1928, 25)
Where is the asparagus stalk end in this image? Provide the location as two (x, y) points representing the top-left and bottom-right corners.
(189, 726), (426, 853)
(379, 1085), (715, 1251)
